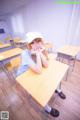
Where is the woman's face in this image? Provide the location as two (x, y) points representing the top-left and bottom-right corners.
(30, 38), (44, 50)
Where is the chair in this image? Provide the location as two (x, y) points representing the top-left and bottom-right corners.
(6, 56), (21, 77)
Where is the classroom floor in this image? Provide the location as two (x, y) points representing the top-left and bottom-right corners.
(0, 59), (80, 120)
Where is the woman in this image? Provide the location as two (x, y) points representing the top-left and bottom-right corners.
(17, 32), (59, 117)
(17, 32), (49, 75)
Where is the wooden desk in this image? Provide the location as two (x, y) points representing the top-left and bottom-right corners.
(16, 56), (69, 107)
(13, 40), (27, 48)
(14, 40), (22, 43)
(57, 45), (80, 57)
(0, 48), (23, 63)
(57, 45), (80, 69)
(0, 44), (12, 52)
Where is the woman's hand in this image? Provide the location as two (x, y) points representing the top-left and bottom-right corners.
(30, 49), (41, 55)
(31, 46), (45, 54)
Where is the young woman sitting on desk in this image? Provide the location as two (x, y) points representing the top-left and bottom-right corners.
(17, 32), (65, 117)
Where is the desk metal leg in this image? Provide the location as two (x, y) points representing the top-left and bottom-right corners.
(56, 53), (63, 62)
(57, 53), (76, 73)
(72, 57), (76, 72)
(69, 57), (76, 72)
(65, 69), (69, 81)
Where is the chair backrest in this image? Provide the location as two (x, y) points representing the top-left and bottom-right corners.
(5, 56), (21, 78)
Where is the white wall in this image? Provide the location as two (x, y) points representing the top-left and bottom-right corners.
(2, 0), (80, 55)
(66, 4), (80, 46)
(1, 0), (80, 59)
(23, 0), (73, 50)
(6, 0), (73, 50)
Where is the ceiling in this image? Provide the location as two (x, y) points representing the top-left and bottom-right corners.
(0, 0), (31, 16)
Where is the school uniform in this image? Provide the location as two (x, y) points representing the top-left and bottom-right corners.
(17, 49), (35, 76)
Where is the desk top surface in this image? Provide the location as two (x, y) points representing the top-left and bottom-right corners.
(57, 45), (80, 57)
(14, 40), (22, 43)
(0, 44), (11, 49)
(0, 48), (23, 61)
(16, 55), (69, 107)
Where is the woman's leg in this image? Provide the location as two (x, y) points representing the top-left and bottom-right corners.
(44, 104), (59, 117)
(56, 82), (66, 99)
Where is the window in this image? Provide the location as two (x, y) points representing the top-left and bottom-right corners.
(11, 14), (25, 34)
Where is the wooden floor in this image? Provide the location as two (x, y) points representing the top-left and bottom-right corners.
(0, 60), (80, 120)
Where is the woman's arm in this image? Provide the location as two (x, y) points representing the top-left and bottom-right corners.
(29, 52), (42, 74)
(40, 52), (48, 68)
(31, 47), (49, 68)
